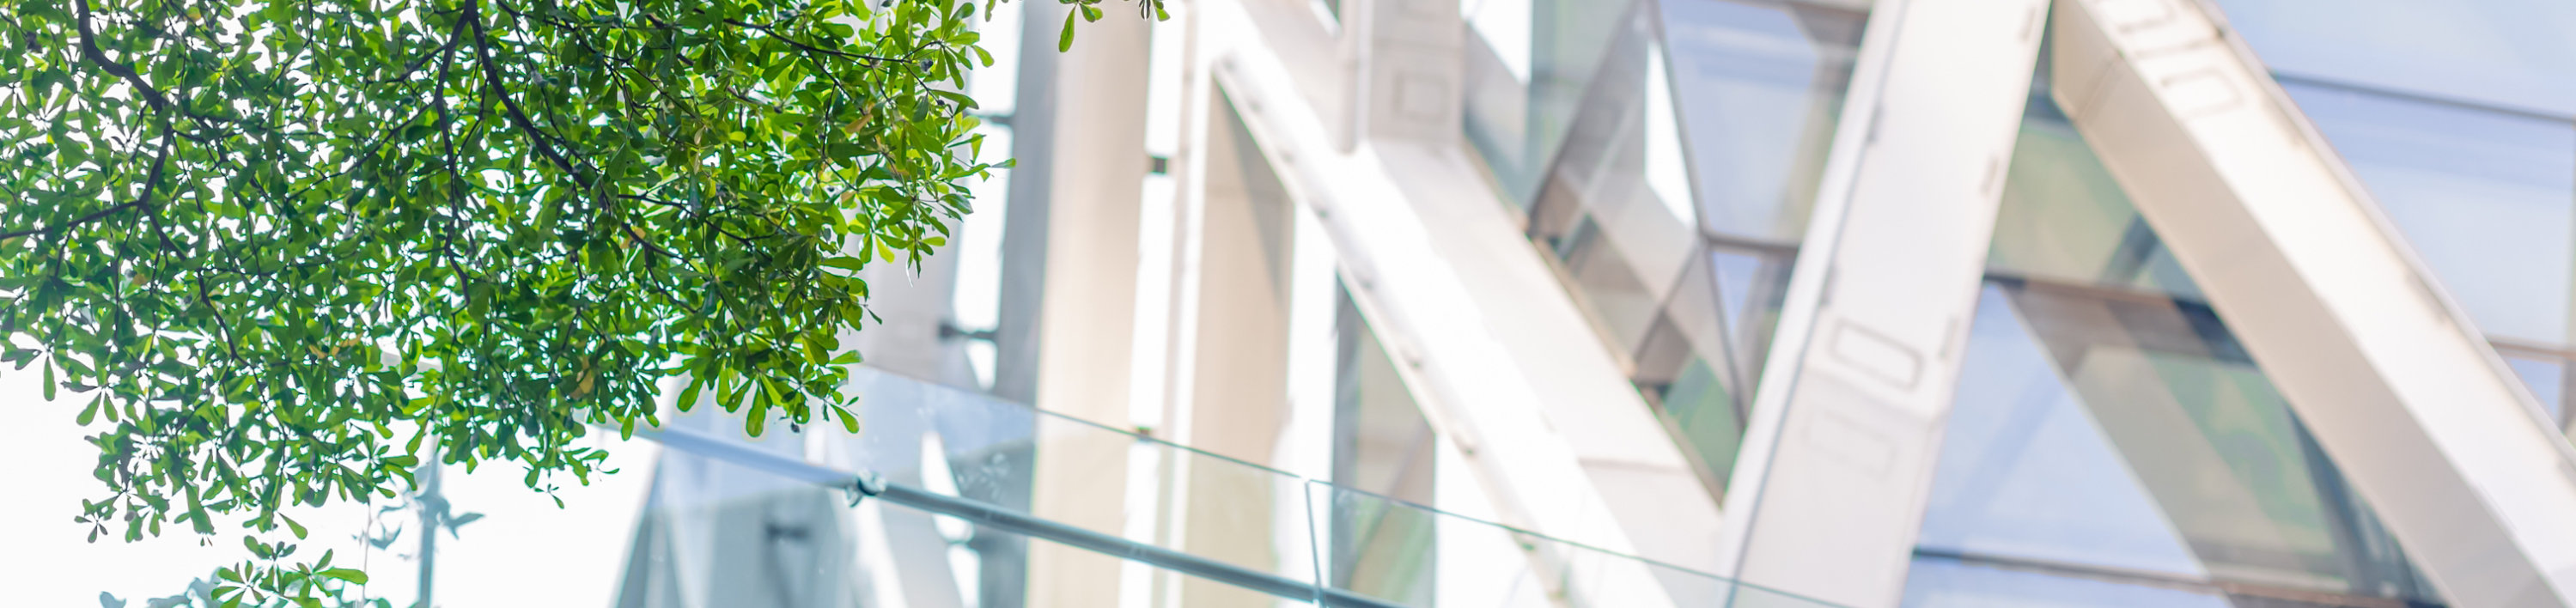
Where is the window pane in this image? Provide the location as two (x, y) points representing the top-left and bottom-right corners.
(2214, 0), (2576, 117)
(2284, 82), (2576, 348)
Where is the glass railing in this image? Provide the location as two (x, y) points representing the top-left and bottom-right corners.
(610, 366), (1845, 607)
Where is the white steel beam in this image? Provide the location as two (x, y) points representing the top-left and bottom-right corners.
(2049, 0), (2576, 605)
(1709, 0), (2049, 605)
(1014, 2), (1156, 605)
(1198, 1), (1710, 605)
(1155, 15), (1302, 605)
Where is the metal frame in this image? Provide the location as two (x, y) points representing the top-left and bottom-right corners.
(1197, 0), (1722, 605)
(1708, 0), (2050, 605)
(2049, 0), (2576, 605)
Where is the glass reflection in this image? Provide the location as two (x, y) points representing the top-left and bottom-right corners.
(2212, 0), (2576, 447)
(1515, 0), (1849, 503)
(2212, 0), (2576, 117)
(1902, 558), (2234, 608)
(1921, 287), (2208, 579)
(2499, 351), (2571, 429)
(1464, 0), (1641, 205)
(1659, 0), (1864, 242)
(2282, 82), (2576, 348)
(609, 368), (1839, 608)
(1925, 94), (2444, 605)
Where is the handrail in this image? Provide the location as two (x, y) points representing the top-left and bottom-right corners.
(635, 425), (1409, 608)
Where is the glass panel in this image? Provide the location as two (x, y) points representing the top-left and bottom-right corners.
(1635, 252), (1748, 493)
(1709, 246), (1796, 390)
(2502, 353), (2569, 424)
(1986, 101), (2197, 298)
(1311, 483), (1838, 608)
(1465, 0), (1536, 198)
(1522, 4), (1707, 356)
(2000, 285), (2364, 590)
(1527, 0), (1642, 198)
(1464, 0), (1640, 205)
(1927, 91), (2446, 605)
(2281, 81), (2576, 348)
(1901, 558), (2235, 608)
(1921, 286), (2208, 579)
(617, 443), (1325, 607)
(1333, 284), (1440, 503)
(2211, 0), (2576, 117)
(607, 367), (1846, 607)
(825, 367), (1320, 599)
(1536, 214), (1688, 351)
(1660, 0), (1867, 242)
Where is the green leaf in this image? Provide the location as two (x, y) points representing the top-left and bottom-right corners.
(678, 377), (704, 412)
(318, 568), (368, 584)
(1060, 9), (1078, 52)
(833, 404), (862, 434)
(0, 0), (1123, 599)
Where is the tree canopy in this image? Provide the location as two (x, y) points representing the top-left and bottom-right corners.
(0, 0), (1154, 603)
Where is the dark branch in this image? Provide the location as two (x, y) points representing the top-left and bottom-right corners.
(464, 0), (588, 186)
(721, 18), (910, 65)
(0, 131), (176, 240)
(70, 0), (174, 112)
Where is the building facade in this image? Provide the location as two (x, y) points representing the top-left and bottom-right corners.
(612, 0), (2576, 606)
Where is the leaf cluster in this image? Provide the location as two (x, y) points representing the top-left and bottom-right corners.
(0, 0), (1006, 599)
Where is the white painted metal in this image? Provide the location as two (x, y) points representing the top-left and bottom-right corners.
(1196, 2), (1712, 605)
(1708, 0), (2049, 605)
(2049, 0), (2576, 605)
(1015, 2), (1157, 605)
(1157, 16), (1303, 605)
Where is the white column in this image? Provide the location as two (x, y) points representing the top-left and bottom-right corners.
(2049, 0), (2576, 605)
(1154, 10), (1300, 604)
(1018, 2), (1156, 605)
(1709, 0), (2048, 606)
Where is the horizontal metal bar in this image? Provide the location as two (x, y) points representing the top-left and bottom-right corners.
(2270, 70), (2574, 125)
(1911, 549), (2416, 608)
(636, 426), (1407, 608)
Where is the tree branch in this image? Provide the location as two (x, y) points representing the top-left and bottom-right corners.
(463, 0), (588, 186)
(71, 0), (174, 112)
(720, 18), (912, 66)
(0, 131), (175, 241)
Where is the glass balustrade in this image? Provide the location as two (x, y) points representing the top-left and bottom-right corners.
(576, 366), (1848, 608)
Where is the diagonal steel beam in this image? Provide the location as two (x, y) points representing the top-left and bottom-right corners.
(1708, 0), (2049, 605)
(2049, 0), (2576, 605)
